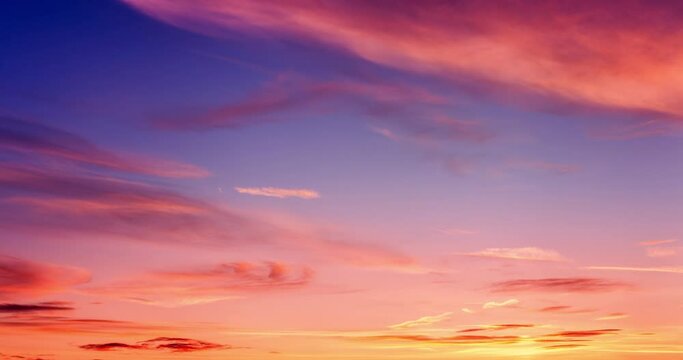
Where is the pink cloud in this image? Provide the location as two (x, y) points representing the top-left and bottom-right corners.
(124, 0), (683, 121)
(0, 255), (90, 299)
(0, 116), (209, 178)
(85, 261), (313, 306)
(460, 247), (566, 262)
(491, 278), (630, 293)
(235, 187), (320, 199)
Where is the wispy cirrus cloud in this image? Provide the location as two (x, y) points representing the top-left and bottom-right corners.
(85, 261), (313, 306)
(0, 120), (418, 273)
(357, 334), (520, 345)
(457, 324), (535, 333)
(124, 0), (683, 122)
(482, 299), (519, 310)
(544, 329), (620, 338)
(645, 247), (679, 258)
(596, 313), (629, 321)
(505, 160), (579, 175)
(0, 116), (209, 178)
(460, 247), (566, 262)
(638, 239), (680, 258)
(235, 187), (320, 199)
(80, 337), (228, 352)
(388, 312), (452, 330)
(639, 239), (678, 247)
(539, 306), (594, 314)
(0, 255), (90, 299)
(585, 266), (683, 274)
(491, 278), (630, 293)
(0, 315), (167, 335)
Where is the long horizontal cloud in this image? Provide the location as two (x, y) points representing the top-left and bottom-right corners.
(0, 314), (167, 334)
(491, 278), (629, 293)
(80, 337), (228, 352)
(235, 186), (320, 199)
(124, 0), (683, 120)
(482, 298), (519, 309)
(460, 247), (566, 262)
(0, 255), (90, 299)
(0, 116), (209, 178)
(1, 164), (417, 272)
(0, 302), (74, 313)
(585, 266), (683, 274)
(151, 73), (492, 148)
(457, 324), (534, 333)
(539, 305), (594, 314)
(85, 261), (313, 306)
(358, 334), (520, 345)
(388, 312), (452, 330)
(0, 165), (276, 246)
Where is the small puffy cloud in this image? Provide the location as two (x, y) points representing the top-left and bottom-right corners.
(235, 187), (320, 199)
(389, 312), (452, 329)
(482, 299), (519, 309)
(460, 247), (566, 262)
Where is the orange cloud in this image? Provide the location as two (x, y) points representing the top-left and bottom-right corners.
(358, 334), (520, 345)
(235, 187), (320, 199)
(80, 337), (228, 352)
(596, 313), (629, 321)
(124, 0), (683, 119)
(539, 306), (594, 314)
(461, 247), (566, 262)
(544, 328), (620, 338)
(458, 324), (534, 333)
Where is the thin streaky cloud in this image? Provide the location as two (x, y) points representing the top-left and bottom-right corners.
(0, 116), (210, 178)
(645, 247), (679, 258)
(491, 278), (629, 293)
(596, 313), (629, 321)
(123, 0), (683, 119)
(235, 187), (320, 199)
(585, 266), (683, 274)
(482, 299), (519, 309)
(460, 247), (566, 262)
(389, 312), (453, 329)
(639, 239), (678, 247)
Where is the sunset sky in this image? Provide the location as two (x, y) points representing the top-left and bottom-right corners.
(1, 1), (682, 359)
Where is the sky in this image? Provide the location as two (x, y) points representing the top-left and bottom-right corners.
(0, 0), (682, 359)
